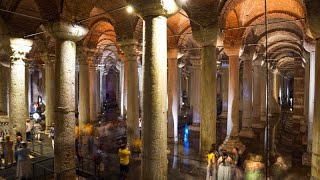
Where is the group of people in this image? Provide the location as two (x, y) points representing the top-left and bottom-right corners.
(1, 132), (32, 179)
(206, 146), (243, 180)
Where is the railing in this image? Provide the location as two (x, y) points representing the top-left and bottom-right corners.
(30, 140), (44, 156)
(32, 157), (54, 179)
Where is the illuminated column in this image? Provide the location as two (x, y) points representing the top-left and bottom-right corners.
(78, 52), (89, 136)
(46, 21), (88, 177)
(9, 38), (32, 138)
(268, 69), (280, 114)
(273, 69), (280, 104)
(220, 65), (228, 119)
(120, 40), (140, 145)
(88, 57), (97, 122)
(0, 66), (8, 114)
(220, 38), (245, 153)
(167, 48), (178, 142)
(239, 59), (255, 138)
(42, 53), (55, 133)
(190, 59), (201, 124)
(119, 62), (125, 117)
(193, 27), (218, 154)
(131, 1), (180, 178)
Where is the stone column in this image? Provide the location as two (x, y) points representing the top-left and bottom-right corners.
(273, 69), (280, 104)
(96, 69), (101, 115)
(120, 40), (140, 145)
(0, 66), (8, 114)
(167, 48), (179, 142)
(239, 59), (255, 138)
(220, 54), (245, 152)
(220, 66), (228, 119)
(252, 65), (264, 128)
(46, 21), (88, 178)
(78, 52), (90, 136)
(119, 62), (125, 117)
(190, 60), (201, 124)
(88, 58), (97, 122)
(131, 1), (180, 178)
(9, 38), (32, 138)
(42, 53), (55, 133)
(260, 66), (267, 121)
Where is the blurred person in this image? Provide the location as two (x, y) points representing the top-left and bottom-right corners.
(3, 135), (13, 167)
(94, 144), (107, 177)
(26, 119), (32, 141)
(206, 146), (216, 180)
(49, 123), (54, 149)
(118, 144), (131, 180)
(232, 147), (243, 180)
(15, 141), (32, 179)
(217, 150), (233, 180)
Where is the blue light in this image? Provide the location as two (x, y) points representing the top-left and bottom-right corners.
(184, 123), (189, 142)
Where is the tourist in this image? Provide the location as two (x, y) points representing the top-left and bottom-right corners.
(232, 147), (243, 180)
(49, 123), (54, 149)
(75, 137), (82, 163)
(3, 135), (13, 167)
(15, 141), (32, 179)
(26, 119), (32, 141)
(243, 154), (265, 180)
(118, 143), (131, 180)
(206, 146), (216, 180)
(14, 132), (23, 162)
(217, 150), (233, 180)
(33, 122), (42, 142)
(270, 156), (288, 179)
(94, 144), (107, 177)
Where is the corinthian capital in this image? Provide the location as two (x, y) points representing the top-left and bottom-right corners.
(10, 38), (33, 62)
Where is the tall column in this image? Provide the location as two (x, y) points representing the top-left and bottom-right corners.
(131, 1), (180, 178)
(46, 21), (88, 178)
(167, 48), (178, 142)
(96, 70), (101, 115)
(220, 38), (245, 153)
(119, 62), (125, 117)
(42, 53), (55, 133)
(260, 66), (267, 121)
(268, 70), (280, 114)
(190, 60), (201, 124)
(88, 57), (97, 122)
(220, 66), (228, 119)
(120, 40), (140, 145)
(78, 52), (89, 136)
(273, 69), (280, 104)
(0, 66), (8, 114)
(239, 59), (255, 138)
(9, 38), (32, 138)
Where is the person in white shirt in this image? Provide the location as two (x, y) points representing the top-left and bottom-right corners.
(25, 119), (32, 141)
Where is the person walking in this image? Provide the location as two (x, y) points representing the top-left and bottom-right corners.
(3, 135), (13, 167)
(94, 144), (107, 177)
(217, 150), (233, 180)
(118, 144), (131, 180)
(206, 147), (216, 180)
(15, 141), (32, 179)
(25, 119), (32, 141)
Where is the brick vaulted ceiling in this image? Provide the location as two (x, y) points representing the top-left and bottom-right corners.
(0, 0), (312, 76)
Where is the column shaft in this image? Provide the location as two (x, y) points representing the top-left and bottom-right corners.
(168, 52), (178, 142)
(127, 59), (139, 145)
(200, 45), (216, 153)
(0, 66), (8, 114)
(89, 63), (97, 121)
(191, 67), (200, 124)
(45, 61), (55, 133)
(9, 60), (28, 138)
(260, 67), (267, 121)
(142, 15), (168, 179)
(79, 61), (89, 135)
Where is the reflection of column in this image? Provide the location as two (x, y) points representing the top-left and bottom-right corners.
(220, 49), (245, 153)
(88, 59), (97, 122)
(46, 21), (88, 178)
(239, 60), (254, 138)
(78, 53), (89, 136)
(220, 66), (228, 118)
(43, 54), (55, 133)
(9, 38), (32, 138)
(167, 48), (178, 142)
(0, 66), (8, 114)
(120, 40), (140, 145)
(190, 60), (200, 124)
(119, 62), (125, 117)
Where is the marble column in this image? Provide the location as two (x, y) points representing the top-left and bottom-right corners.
(119, 62), (125, 117)
(268, 70), (280, 114)
(220, 66), (229, 119)
(46, 21), (88, 178)
(88, 58), (97, 122)
(42, 53), (55, 133)
(239, 59), (255, 138)
(190, 60), (201, 124)
(167, 48), (178, 142)
(220, 53), (245, 152)
(273, 70), (280, 104)
(252, 65), (264, 128)
(78, 53), (89, 136)
(120, 40), (140, 145)
(0, 66), (8, 114)
(260, 66), (267, 121)
(9, 38), (32, 138)
(131, 1), (179, 178)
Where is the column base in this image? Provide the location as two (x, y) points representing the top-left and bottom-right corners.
(302, 152), (311, 166)
(252, 120), (266, 129)
(239, 128), (256, 138)
(219, 137), (246, 154)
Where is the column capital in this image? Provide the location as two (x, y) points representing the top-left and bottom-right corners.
(306, 0), (320, 39)
(10, 38), (33, 63)
(190, 58), (201, 69)
(192, 25), (218, 46)
(129, 0), (181, 18)
(119, 39), (141, 62)
(223, 29), (243, 57)
(46, 21), (88, 42)
(41, 53), (55, 64)
(303, 39), (316, 53)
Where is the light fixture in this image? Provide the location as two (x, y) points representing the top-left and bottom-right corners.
(126, 5), (134, 13)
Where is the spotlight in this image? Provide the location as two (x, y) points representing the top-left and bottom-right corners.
(126, 6), (134, 13)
